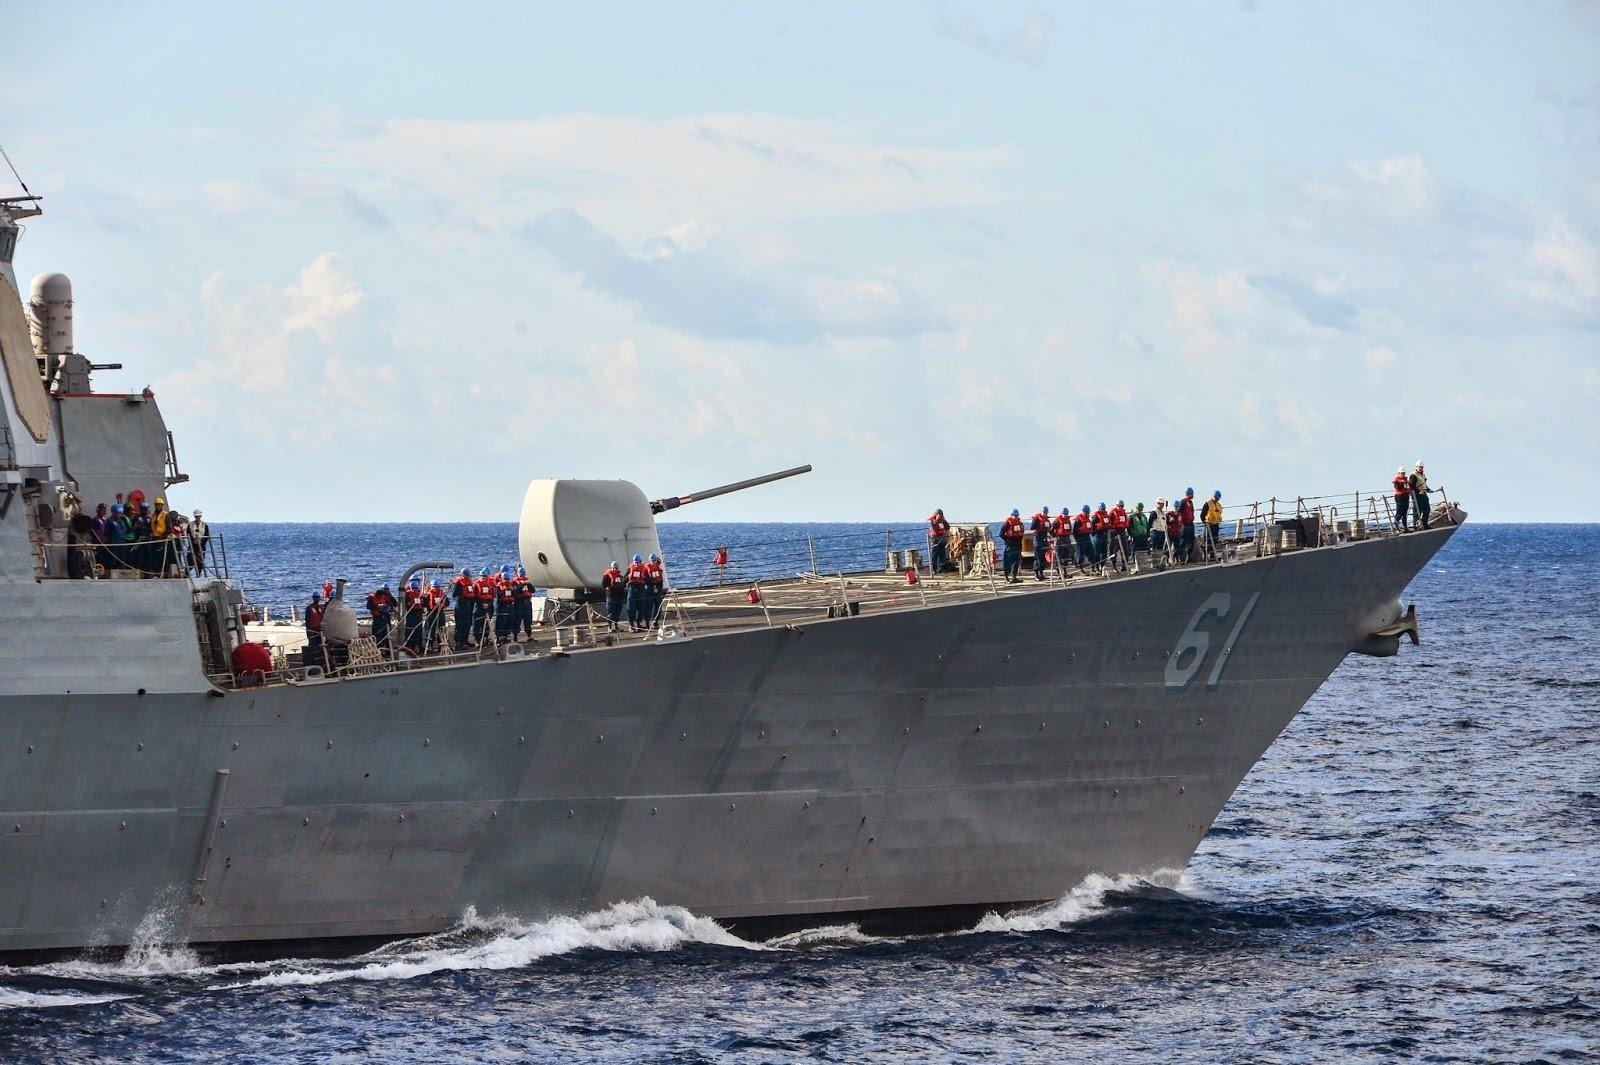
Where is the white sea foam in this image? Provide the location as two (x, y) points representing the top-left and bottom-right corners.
(235, 897), (762, 990)
(969, 869), (1192, 933)
(765, 923), (877, 949)
(0, 986), (130, 1010)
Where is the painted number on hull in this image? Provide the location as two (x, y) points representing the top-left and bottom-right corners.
(1164, 591), (1261, 691)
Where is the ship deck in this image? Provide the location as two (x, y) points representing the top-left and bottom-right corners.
(224, 494), (1459, 691)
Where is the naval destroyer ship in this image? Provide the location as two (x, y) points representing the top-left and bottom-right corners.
(0, 193), (1463, 957)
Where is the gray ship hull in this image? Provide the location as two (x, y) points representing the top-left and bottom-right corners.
(0, 525), (1454, 955)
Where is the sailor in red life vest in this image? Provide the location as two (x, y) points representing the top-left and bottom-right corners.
(425, 578), (448, 652)
(1071, 505), (1093, 570)
(1392, 467), (1412, 531)
(1051, 509), (1072, 577)
(1109, 500), (1132, 571)
(473, 568), (498, 643)
(645, 553), (666, 626)
(511, 566), (535, 641)
(451, 568), (476, 649)
(927, 509), (952, 574)
(494, 565), (517, 641)
(1165, 508), (1183, 561)
(601, 560), (627, 631)
(625, 554), (651, 630)
(365, 584), (397, 656)
(304, 590), (326, 666)
(1177, 488), (1197, 563)
(1029, 507), (1052, 581)
(999, 509), (1026, 583)
(1090, 503), (1110, 567)
(402, 576), (427, 653)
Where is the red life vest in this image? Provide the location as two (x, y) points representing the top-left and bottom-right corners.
(1178, 498), (1195, 523)
(426, 587), (448, 611)
(1091, 510), (1108, 533)
(1051, 514), (1070, 538)
(475, 576), (498, 601)
(645, 561), (664, 588)
(1166, 511), (1182, 537)
(1110, 506), (1129, 531)
(928, 515), (950, 538)
(497, 582), (515, 606)
(305, 602), (326, 632)
(1072, 514), (1091, 536)
(603, 567), (625, 593)
(1393, 474), (1409, 498)
(626, 562), (649, 586)
(514, 577), (534, 601)
(1031, 513), (1050, 536)
(1001, 516), (1025, 543)
(405, 587), (424, 610)
(453, 575), (474, 600)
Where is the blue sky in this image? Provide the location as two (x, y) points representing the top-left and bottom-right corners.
(3, 1), (1596, 522)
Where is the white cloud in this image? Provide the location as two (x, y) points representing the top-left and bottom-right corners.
(1302, 154), (1434, 225)
(525, 209), (945, 343)
(347, 114), (1010, 238)
(1513, 223), (1600, 314)
(1365, 345), (1397, 368)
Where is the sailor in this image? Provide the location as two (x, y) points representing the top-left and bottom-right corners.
(602, 560), (627, 631)
(189, 509), (210, 575)
(1109, 500), (1131, 570)
(1129, 503), (1151, 557)
(451, 568), (476, 649)
(1091, 503), (1110, 568)
(494, 565), (517, 641)
(104, 504), (131, 571)
(1201, 490), (1224, 560)
(305, 590), (327, 667)
(1165, 506), (1183, 565)
(1072, 505), (1094, 571)
(403, 577), (427, 653)
(999, 510), (1026, 583)
(425, 578), (448, 652)
(1149, 498), (1169, 561)
(89, 503), (108, 544)
(131, 504), (154, 577)
(1392, 468), (1411, 530)
(1177, 488), (1197, 563)
(928, 509), (951, 574)
(1051, 508), (1072, 577)
(625, 554), (650, 630)
(512, 566), (535, 640)
(473, 567), (497, 642)
(366, 584), (397, 655)
(1409, 462), (1431, 530)
(645, 553), (666, 625)
(1028, 507), (1052, 581)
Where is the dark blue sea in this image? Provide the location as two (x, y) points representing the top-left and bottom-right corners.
(2, 523), (1596, 1063)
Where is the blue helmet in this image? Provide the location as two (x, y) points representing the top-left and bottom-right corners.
(1185, 487), (1195, 495)
(1098, 501), (1106, 509)
(480, 567), (492, 577)
(461, 567), (472, 577)
(112, 504), (123, 514)
(1011, 508), (1020, 517)
(633, 553), (644, 564)
(1213, 490), (1222, 499)
(649, 552), (660, 563)
(517, 565), (526, 576)
(409, 577), (422, 587)
(500, 565), (512, 577)
(1041, 506), (1050, 515)
(431, 578), (443, 588)
(1081, 504), (1090, 514)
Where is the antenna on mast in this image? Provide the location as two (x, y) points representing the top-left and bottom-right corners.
(0, 143), (43, 218)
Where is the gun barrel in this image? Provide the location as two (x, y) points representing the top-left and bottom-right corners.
(651, 464), (812, 514)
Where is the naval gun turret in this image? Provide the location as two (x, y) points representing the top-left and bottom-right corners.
(518, 465), (811, 594)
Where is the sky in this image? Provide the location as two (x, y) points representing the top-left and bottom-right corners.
(1, 1), (1596, 522)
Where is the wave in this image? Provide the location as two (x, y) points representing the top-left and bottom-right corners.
(968, 870), (1192, 933)
(233, 897), (760, 990)
(0, 986), (131, 1011)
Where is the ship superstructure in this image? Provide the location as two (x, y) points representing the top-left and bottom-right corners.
(0, 196), (1463, 956)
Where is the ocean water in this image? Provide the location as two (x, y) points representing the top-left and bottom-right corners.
(2, 522), (1596, 1063)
